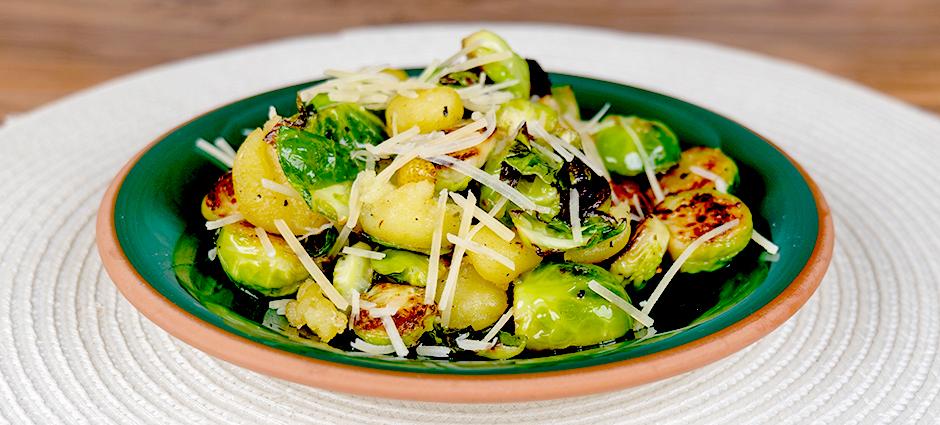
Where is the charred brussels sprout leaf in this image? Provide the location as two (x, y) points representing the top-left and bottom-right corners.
(462, 30), (530, 99)
(525, 59), (552, 97)
(510, 211), (626, 253)
(502, 129), (563, 184)
(353, 283), (437, 347)
(658, 146), (740, 197)
(594, 115), (681, 176)
(514, 262), (633, 350)
(610, 216), (670, 290)
(300, 225), (337, 258)
(371, 249), (444, 287)
(215, 223), (307, 297)
(655, 189), (753, 273)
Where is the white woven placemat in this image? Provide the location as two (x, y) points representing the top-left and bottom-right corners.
(1, 23), (938, 424)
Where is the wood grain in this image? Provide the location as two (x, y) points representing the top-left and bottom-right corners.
(2, 0), (939, 117)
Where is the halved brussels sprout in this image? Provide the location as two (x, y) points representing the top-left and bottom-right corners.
(307, 181), (351, 224)
(353, 283), (436, 347)
(655, 189), (753, 273)
(496, 99), (559, 133)
(476, 332), (527, 360)
(466, 226), (542, 289)
(285, 279), (347, 342)
(593, 115), (681, 177)
(386, 87), (464, 134)
(215, 223), (307, 297)
(360, 180), (462, 252)
(514, 262), (633, 350)
(233, 127), (329, 234)
(610, 215), (670, 290)
(437, 265), (509, 330)
(201, 171), (237, 221)
(371, 249), (444, 287)
(510, 211), (626, 254)
(462, 30), (530, 99)
(333, 241), (374, 301)
(564, 203), (633, 264)
(658, 146), (740, 197)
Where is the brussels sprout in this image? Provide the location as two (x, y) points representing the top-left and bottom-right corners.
(549, 85), (580, 120)
(437, 265), (509, 330)
(201, 171), (237, 221)
(515, 178), (560, 218)
(476, 332), (527, 360)
(496, 99), (559, 133)
(333, 242), (375, 301)
(307, 181), (351, 224)
(233, 127), (329, 234)
(386, 87), (464, 134)
(593, 115), (681, 177)
(371, 249), (444, 287)
(215, 223), (307, 297)
(514, 262), (633, 350)
(564, 202), (633, 264)
(658, 146), (740, 197)
(360, 180), (462, 252)
(610, 215), (670, 290)
(466, 226), (542, 289)
(462, 30), (530, 99)
(353, 283), (436, 347)
(285, 280), (347, 342)
(655, 189), (753, 273)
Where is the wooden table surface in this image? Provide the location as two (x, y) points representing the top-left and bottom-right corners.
(2, 0), (939, 118)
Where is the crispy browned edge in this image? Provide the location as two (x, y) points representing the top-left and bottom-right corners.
(94, 104), (834, 403)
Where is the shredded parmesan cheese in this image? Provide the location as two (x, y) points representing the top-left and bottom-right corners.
(448, 192), (515, 241)
(341, 246), (386, 260)
(527, 120), (573, 162)
(381, 315), (409, 357)
(751, 230), (780, 255)
(268, 105), (278, 120)
(587, 280), (655, 328)
(254, 226), (276, 257)
(366, 126), (420, 157)
(481, 307), (515, 343)
(351, 338), (396, 355)
(424, 189), (449, 305)
(213, 137), (237, 158)
(205, 212), (244, 230)
(446, 234), (515, 269)
(261, 178), (301, 198)
(569, 189), (583, 244)
(426, 155), (551, 214)
(273, 219), (349, 310)
(268, 299), (291, 315)
(195, 138), (235, 169)
(689, 166), (729, 193)
(440, 192), (476, 327)
(297, 223), (333, 241)
(642, 219), (740, 314)
(622, 123), (664, 203)
(456, 338), (496, 352)
(416, 345), (451, 358)
(631, 194), (645, 218)
(207, 247), (217, 261)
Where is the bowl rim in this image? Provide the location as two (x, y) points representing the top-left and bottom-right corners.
(95, 83), (833, 403)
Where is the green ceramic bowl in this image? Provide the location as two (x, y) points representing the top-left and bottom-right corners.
(96, 73), (833, 402)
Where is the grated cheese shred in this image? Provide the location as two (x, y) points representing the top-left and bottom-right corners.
(449, 192), (515, 241)
(351, 338), (396, 355)
(751, 230), (780, 255)
(381, 315), (409, 357)
(482, 307), (515, 343)
(689, 166), (729, 193)
(273, 219), (349, 310)
(205, 212), (244, 230)
(587, 280), (654, 328)
(569, 189), (583, 243)
(341, 246), (386, 260)
(622, 122), (664, 202)
(446, 234), (515, 270)
(424, 189), (449, 305)
(416, 345), (451, 358)
(439, 192), (476, 327)
(425, 155), (551, 214)
(642, 219), (740, 314)
(261, 178), (301, 198)
(254, 226), (276, 257)
(195, 138), (235, 169)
